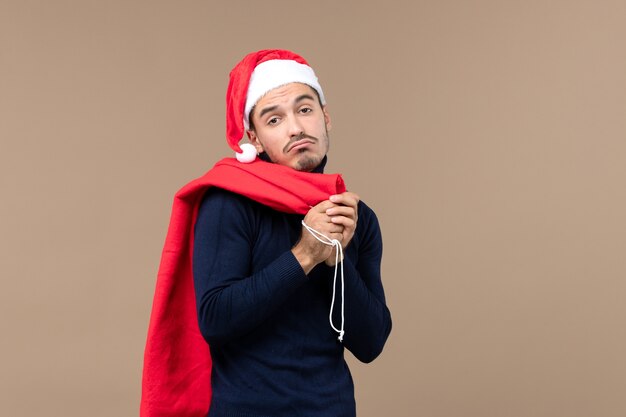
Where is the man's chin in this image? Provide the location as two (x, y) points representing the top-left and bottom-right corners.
(294, 155), (322, 172)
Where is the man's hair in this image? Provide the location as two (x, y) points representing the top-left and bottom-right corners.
(247, 84), (324, 132)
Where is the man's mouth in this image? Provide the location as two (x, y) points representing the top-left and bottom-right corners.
(284, 135), (318, 153)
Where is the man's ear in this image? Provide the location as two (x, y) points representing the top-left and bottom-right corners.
(247, 130), (264, 153)
(323, 106), (332, 131)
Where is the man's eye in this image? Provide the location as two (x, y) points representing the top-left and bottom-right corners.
(300, 107), (312, 114)
(267, 117), (279, 125)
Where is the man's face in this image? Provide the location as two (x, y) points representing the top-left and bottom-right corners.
(247, 83), (331, 172)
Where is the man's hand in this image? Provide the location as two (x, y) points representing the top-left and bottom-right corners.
(324, 192), (359, 266)
(291, 192), (360, 274)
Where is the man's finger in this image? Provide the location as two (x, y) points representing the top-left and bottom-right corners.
(325, 206), (356, 218)
(312, 200), (337, 212)
(330, 216), (355, 228)
(329, 192), (360, 208)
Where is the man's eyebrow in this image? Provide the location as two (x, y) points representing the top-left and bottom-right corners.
(257, 94), (316, 119)
(258, 105), (279, 119)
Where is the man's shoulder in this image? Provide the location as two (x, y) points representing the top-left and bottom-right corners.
(198, 186), (281, 219)
(198, 187), (258, 215)
(354, 199), (382, 247)
(357, 199), (379, 224)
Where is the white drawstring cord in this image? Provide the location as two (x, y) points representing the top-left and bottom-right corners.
(301, 220), (345, 342)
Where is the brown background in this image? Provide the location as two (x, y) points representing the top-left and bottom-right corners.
(1, 1), (625, 416)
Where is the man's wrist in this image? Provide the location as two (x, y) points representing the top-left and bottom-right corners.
(324, 251), (344, 266)
(291, 245), (317, 275)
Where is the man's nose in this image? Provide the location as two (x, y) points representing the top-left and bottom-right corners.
(288, 115), (304, 137)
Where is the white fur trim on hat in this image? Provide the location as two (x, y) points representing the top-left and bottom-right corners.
(243, 59), (325, 129)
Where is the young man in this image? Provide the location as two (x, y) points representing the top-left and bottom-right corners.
(142, 49), (391, 417)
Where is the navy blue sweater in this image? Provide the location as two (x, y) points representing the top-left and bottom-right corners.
(192, 173), (392, 417)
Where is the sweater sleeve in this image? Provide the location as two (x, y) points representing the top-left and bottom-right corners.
(192, 189), (308, 346)
(334, 202), (392, 363)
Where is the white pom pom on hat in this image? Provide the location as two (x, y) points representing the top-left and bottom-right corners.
(235, 143), (257, 163)
(226, 49), (325, 163)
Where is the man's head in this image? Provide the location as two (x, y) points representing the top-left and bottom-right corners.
(226, 49), (331, 171)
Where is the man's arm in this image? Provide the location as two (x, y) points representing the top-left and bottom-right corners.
(192, 189), (309, 345)
(294, 192), (392, 362)
(336, 203), (392, 363)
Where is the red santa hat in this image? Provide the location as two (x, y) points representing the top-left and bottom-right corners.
(226, 49), (326, 157)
